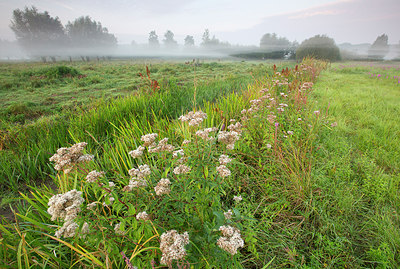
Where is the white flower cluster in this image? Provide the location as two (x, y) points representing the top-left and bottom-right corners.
(128, 146), (145, 158)
(217, 131), (240, 150)
(179, 110), (207, 126)
(195, 127), (217, 141)
(227, 121), (242, 135)
(233, 195), (242, 202)
(114, 222), (126, 235)
(141, 133), (158, 147)
(136, 211), (150, 221)
(217, 165), (231, 178)
(123, 178), (147, 191)
(129, 164), (151, 179)
(173, 164), (191, 175)
(47, 189), (85, 238)
(160, 230), (189, 266)
(217, 225), (244, 255)
(224, 210), (233, 220)
(182, 139), (191, 145)
(154, 178), (171, 196)
(172, 149), (184, 158)
(86, 170), (105, 183)
(49, 142), (93, 173)
(219, 155), (232, 165)
(148, 138), (175, 153)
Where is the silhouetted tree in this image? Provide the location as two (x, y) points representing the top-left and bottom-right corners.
(163, 30), (178, 48)
(368, 34), (389, 60)
(66, 16), (117, 47)
(260, 33), (291, 52)
(296, 35), (340, 61)
(10, 6), (66, 55)
(201, 29), (220, 48)
(148, 30), (159, 48)
(184, 35), (195, 47)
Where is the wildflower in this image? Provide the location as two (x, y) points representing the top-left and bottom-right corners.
(148, 138), (175, 153)
(103, 194), (115, 206)
(86, 170), (105, 183)
(172, 149), (184, 158)
(160, 230), (189, 266)
(114, 222), (126, 235)
(141, 133), (158, 147)
(233, 195), (242, 202)
(314, 110), (320, 116)
(267, 114), (276, 124)
(48, 189), (84, 221)
(129, 164), (151, 180)
(219, 155), (232, 165)
(277, 107), (284, 113)
(266, 144), (272, 149)
(49, 142), (93, 173)
(108, 181), (115, 188)
(154, 178), (171, 196)
(227, 122), (242, 135)
(123, 178), (148, 191)
(173, 164), (191, 175)
(331, 122), (338, 127)
(196, 127), (217, 141)
(287, 131), (294, 135)
(128, 146), (145, 158)
(217, 225), (244, 255)
(217, 165), (231, 178)
(298, 118), (302, 121)
(55, 220), (79, 238)
(224, 210), (233, 220)
(136, 211), (150, 221)
(179, 110), (207, 126)
(182, 140), (191, 145)
(218, 131), (240, 150)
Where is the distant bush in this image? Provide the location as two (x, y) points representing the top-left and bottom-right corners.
(231, 50), (295, 60)
(296, 35), (341, 61)
(23, 65), (81, 79)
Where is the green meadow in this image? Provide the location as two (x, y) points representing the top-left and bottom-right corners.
(0, 59), (399, 268)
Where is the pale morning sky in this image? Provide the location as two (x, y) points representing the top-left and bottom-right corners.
(0, 0), (399, 45)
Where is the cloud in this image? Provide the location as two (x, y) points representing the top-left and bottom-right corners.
(289, 9), (344, 19)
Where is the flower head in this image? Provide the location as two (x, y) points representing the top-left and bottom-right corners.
(160, 230), (189, 266)
(217, 225), (244, 255)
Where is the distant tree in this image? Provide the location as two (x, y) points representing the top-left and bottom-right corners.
(66, 16), (117, 47)
(10, 6), (66, 54)
(131, 40), (137, 47)
(296, 35), (341, 61)
(368, 34), (389, 60)
(260, 33), (291, 52)
(148, 30), (159, 48)
(184, 35), (195, 47)
(163, 30), (178, 48)
(201, 29), (220, 48)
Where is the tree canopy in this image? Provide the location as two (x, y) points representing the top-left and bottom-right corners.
(66, 16), (117, 47)
(368, 34), (389, 60)
(148, 31), (159, 48)
(201, 29), (220, 48)
(10, 6), (66, 54)
(163, 30), (178, 48)
(260, 33), (291, 52)
(184, 35), (195, 47)
(296, 35), (341, 61)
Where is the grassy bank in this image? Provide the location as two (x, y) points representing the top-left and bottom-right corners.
(1, 60), (295, 192)
(1, 60), (399, 268)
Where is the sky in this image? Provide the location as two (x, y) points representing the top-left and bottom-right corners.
(0, 0), (399, 46)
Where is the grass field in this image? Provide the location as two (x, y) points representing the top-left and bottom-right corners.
(0, 59), (399, 268)
(0, 60), (287, 193)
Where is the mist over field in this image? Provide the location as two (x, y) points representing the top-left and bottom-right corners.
(0, 0), (399, 61)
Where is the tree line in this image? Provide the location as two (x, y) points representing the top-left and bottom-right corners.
(10, 6), (117, 57)
(8, 6), (398, 61)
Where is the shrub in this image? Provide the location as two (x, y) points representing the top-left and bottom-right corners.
(296, 35), (341, 61)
